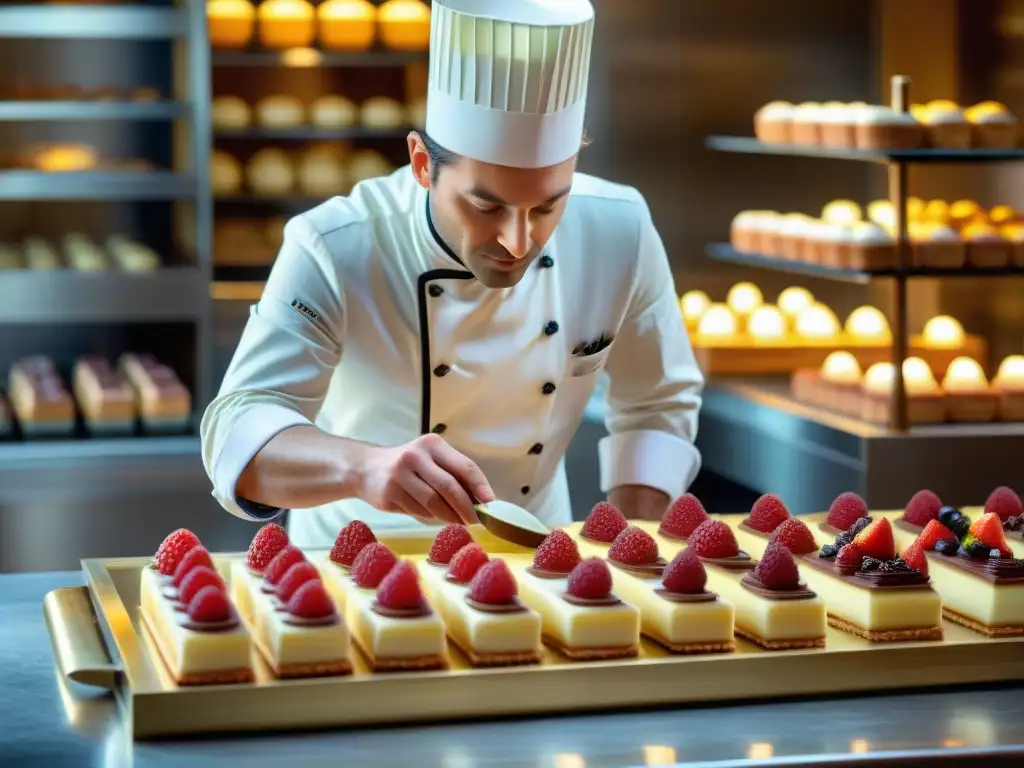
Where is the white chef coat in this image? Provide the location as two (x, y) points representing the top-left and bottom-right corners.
(201, 166), (704, 548)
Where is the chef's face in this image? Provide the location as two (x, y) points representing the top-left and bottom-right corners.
(409, 135), (576, 288)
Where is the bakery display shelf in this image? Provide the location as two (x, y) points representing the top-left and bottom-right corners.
(213, 265), (272, 282)
(43, 530), (1024, 740)
(705, 135), (1024, 165)
(706, 243), (1024, 282)
(211, 48), (429, 68)
(211, 280), (266, 301)
(0, 5), (189, 39)
(215, 194), (326, 209)
(0, 268), (205, 323)
(215, 126), (413, 141)
(0, 101), (191, 121)
(0, 434), (197, 466)
(0, 171), (196, 201)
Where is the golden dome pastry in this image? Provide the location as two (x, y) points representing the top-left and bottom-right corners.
(962, 222), (1010, 268)
(318, 0), (377, 51)
(211, 150), (243, 195)
(696, 304), (738, 343)
(860, 360), (945, 425)
(725, 282), (762, 317)
(246, 148), (296, 196)
(909, 223), (965, 269)
(1001, 223), (1024, 267)
(994, 355), (1024, 421)
(989, 204), (1021, 227)
(921, 315), (965, 349)
(347, 149), (394, 184)
(845, 306), (891, 344)
(753, 101), (794, 144)
(747, 305), (786, 344)
(310, 95), (358, 129)
(678, 290), (710, 331)
(30, 143), (98, 172)
(965, 101), (1019, 149)
(948, 199), (984, 229)
(790, 102), (824, 146)
(256, 95), (305, 129)
(919, 103), (970, 149)
(377, 0), (431, 51)
(795, 304), (840, 342)
(257, 0), (315, 50)
(360, 96), (406, 130)
(297, 144), (349, 196)
(207, 0), (256, 49)
(818, 103), (861, 148)
(854, 106), (924, 151)
(212, 96), (252, 130)
(942, 357), (997, 423)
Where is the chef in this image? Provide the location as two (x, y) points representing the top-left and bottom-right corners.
(200, 0), (705, 549)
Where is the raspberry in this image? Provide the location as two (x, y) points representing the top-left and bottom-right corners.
(852, 518), (896, 561)
(769, 518), (817, 556)
(688, 519), (739, 559)
(581, 502), (628, 543)
(178, 566), (224, 606)
(375, 561), (423, 611)
(985, 486), (1022, 522)
(351, 543), (398, 588)
(186, 585), (231, 623)
(827, 492), (868, 531)
(447, 543), (489, 584)
(917, 519), (956, 551)
(968, 513), (1011, 557)
(835, 544), (863, 571)
(745, 493), (790, 534)
(660, 494), (708, 538)
(755, 542), (800, 590)
(607, 526), (660, 565)
(153, 529), (201, 575)
(286, 579), (335, 619)
(171, 545), (214, 587)
(329, 521), (376, 567)
(428, 524), (473, 565)
(247, 523), (289, 573)
(903, 490), (942, 527)
(533, 529), (582, 574)
(902, 541), (928, 575)
(263, 545), (306, 586)
(566, 558), (612, 600)
(276, 561), (321, 602)
(468, 559), (518, 605)
(660, 549), (706, 594)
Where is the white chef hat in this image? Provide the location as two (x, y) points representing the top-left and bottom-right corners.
(426, 0), (596, 169)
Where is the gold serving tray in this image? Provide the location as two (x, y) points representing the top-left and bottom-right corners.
(44, 517), (1024, 740)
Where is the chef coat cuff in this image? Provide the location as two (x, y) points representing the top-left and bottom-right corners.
(598, 429), (702, 501)
(212, 404), (311, 522)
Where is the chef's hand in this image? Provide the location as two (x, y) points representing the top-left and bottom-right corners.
(356, 434), (495, 525)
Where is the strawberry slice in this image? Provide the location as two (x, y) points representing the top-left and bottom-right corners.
(688, 519), (739, 559)
(286, 580), (335, 619)
(428, 524), (473, 565)
(902, 541), (928, 575)
(967, 513), (1012, 557)
(826, 492), (868, 531)
(755, 542), (800, 590)
(852, 518), (896, 561)
(178, 566), (225, 606)
(375, 561), (423, 611)
(351, 543), (398, 589)
(276, 562), (321, 602)
(153, 529), (201, 575)
(917, 519), (956, 551)
(329, 521), (376, 567)
(447, 543), (489, 584)
(263, 545), (306, 587)
(247, 523), (289, 573)
(186, 585), (231, 623)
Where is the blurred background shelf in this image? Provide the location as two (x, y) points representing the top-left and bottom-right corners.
(0, 171), (197, 200)
(0, 5), (189, 39)
(211, 48), (429, 68)
(0, 101), (192, 121)
(706, 135), (1024, 164)
(215, 126), (413, 140)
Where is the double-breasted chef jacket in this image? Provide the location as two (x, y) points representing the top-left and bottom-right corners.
(201, 166), (705, 549)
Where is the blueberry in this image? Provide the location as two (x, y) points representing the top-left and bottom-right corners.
(938, 506), (961, 527)
(949, 517), (971, 539)
(966, 540), (990, 558)
(835, 533), (851, 548)
(820, 544), (838, 559)
(934, 538), (959, 555)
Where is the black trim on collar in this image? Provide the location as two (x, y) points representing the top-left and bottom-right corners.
(425, 193), (465, 267)
(417, 268), (474, 435)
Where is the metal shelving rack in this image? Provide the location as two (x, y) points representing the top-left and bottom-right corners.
(705, 74), (1024, 433)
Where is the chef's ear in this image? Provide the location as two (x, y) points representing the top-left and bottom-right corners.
(407, 132), (432, 190)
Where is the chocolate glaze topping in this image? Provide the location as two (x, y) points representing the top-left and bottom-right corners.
(526, 565), (572, 579)
(656, 526), (689, 543)
(561, 592), (622, 607)
(801, 554), (931, 589)
(580, 533), (615, 545)
(740, 573), (816, 600)
(179, 614), (240, 632)
(608, 556), (667, 577)
(282, 611), (339, 627)
(698, 551), (755, 572)
(371, 600), (432, 619)
(654, 588), (718, 604)
(929, 551), (1024, 584)
(737, 521), (776, 538)
(464, 596), (528, 614)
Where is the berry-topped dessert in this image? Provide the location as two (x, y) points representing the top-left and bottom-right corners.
(140, 528), (254, 685)
(804, 517), (942, 642)
(820, 492), (871, 537)
(580, 502), (629, 543)
(737, 493), (792, 545)
(230, 523), (293, 623)
(513, 535), (640, 660)
(658, 494), (710, 542)
(656, 518), (754, 569)
(892, 489), (944, 544)
(907, 510), (1024, 637)
(980, 487), (1024, 558)
(418, 543), (541, 667)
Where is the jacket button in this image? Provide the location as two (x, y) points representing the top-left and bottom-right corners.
(541, 382), (556, 395)
(521, 486), (530, 495)
(544, 321), (559, 336)
(529, 443), (543, 455)
(433, 364), (450, 377)
(539, 255), (554, 268)
(431, 423), (447, 434)
(428, 285), (444, 297)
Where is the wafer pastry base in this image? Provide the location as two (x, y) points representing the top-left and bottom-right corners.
(543, 635), (639, 661)
(249, 634), (353, 678)
(353, 639), (447, 672)
(735, 626), (825, 651)
(649, 635), (735, 655)
(943, 607), (1024, 638)
(463, 648), (542, 667)
(141, 611), (254, 686)
(827, 614), (943, 643)
(84, 419), (135, 437)
(946, 394), (998, 423)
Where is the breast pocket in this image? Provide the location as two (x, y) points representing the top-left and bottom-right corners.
(568, 347), (613, 379)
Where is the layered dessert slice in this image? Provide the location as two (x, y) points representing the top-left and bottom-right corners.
(896, 487), (1024, 559)
(229, 522), (291, 623)
(512, 530), (640, 660)
(891, 489), (946, 550)
(8, 356), (76, 437)
(656, 520), (826, 650)
(973, 487), (1024, 559)
(816, 492), (872, 542)
(140, 529), (254, 685)
(72, 356), (135, 436)
(118, 353), (192, 433)
(419, 544), (542, 667)
(808, 517), (943, 642)
(908, 512), (1024, 637)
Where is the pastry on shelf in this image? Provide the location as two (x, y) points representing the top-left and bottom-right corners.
(678, 290), (710, 333)
(860, 358), (945, 425)
(72, 356), (135, 436)
(29, 143), (98, 172)
(818, 199), (862, 265)
(141, 529), (254, 685)
(777, 213), (813, 261)
(819, 102), (863, 148)
(23, 237), (61, 270)
(377, 0), (431, 51)
(297, 144), (348, 197)
(989, 204), (1021, 227)
(118, 353), (192, 434)
(207, 0), (256, 49)
(910, 223), (965, 268)
(962, 222), (1010, 268)
(725, 281), (762, 323)
(310, 95), (358, 129)
(211, 150), (243, 196)
(360, 96), (405, 130)
(965, 102), (1019, 149)
(819, 351), (863, 414)
(753, 101), (794, 144)
(407, 96), (427, 130)
(855, 106), (924, 151)
(789, 102), (823, 145)
(211, 96), (252, 130)
(757, 212), (784, 256)
(920, 315), (965, 350)
(947, 199), (985, 230)
(746, 305), (787, 345)
(777, 286), (814, 328)
(246, 148), (296, 196)
(105, 235), (160, 273)
(729, 210), (769, 253)
(256, 95), (305, 129)
(8, 357), (76, 438)
(844, 305), (891, 346)
(794, 303), (840, 343)
(347, 149), (394, 184)
(994, 355), (1024, 421)
(317, 0), (377, 51)
(230, 522), (291, 623)
(0, 244), (21, 270)
(942, 357), (997, 422)
(917, 101), (971, 149)
(694, 303), (738, 346)
(257, 0), (316, 49)
(63, 233), (108, 272)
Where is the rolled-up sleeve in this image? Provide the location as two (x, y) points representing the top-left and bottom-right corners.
(597, 203), (705, 500)
(200, 215), (347, 521)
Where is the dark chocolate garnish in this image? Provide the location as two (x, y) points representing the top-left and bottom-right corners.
(179, 614), (240, 632)
(561, 592), (622, 607)
(281, 611), (340, 627)
(370, 600), (432, 619)
(697, 551), (755, 571)
(464, 596), (528, 614)
(526, 565), (572, 579)
(654, 588), (718, 604)
(739, 573), (816, 600)
(608, 556), (667, 577)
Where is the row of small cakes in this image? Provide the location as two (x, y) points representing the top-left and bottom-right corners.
(792, 353), (1024, 424)
(212, 146), (393, 198)
(754, 100), (1019, 150)
(212, 94), (425, 132)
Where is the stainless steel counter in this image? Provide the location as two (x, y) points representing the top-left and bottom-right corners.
(6, 570), (1024, 767)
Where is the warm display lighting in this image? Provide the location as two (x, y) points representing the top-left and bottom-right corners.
(943, 357), (988, 391)
(726, 282), (763, 316)
(747, 305), (786, 341)
(903, 357), (938, 393)
(922, 315), (965, 348)
(777, 287), (814, 318)
(697, 304), (737, 338)
(281, 47), (323, 67)
(845, 306), (891, 343)
(679, 290), (710, 324)
(867, 200), (896, 233)
(795, 304), (840, 340)
(863, 362), (895, 393)
(821, 200), (862, 226)
(820, 351), (861, 384)
(996, 355), (1024, 383)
